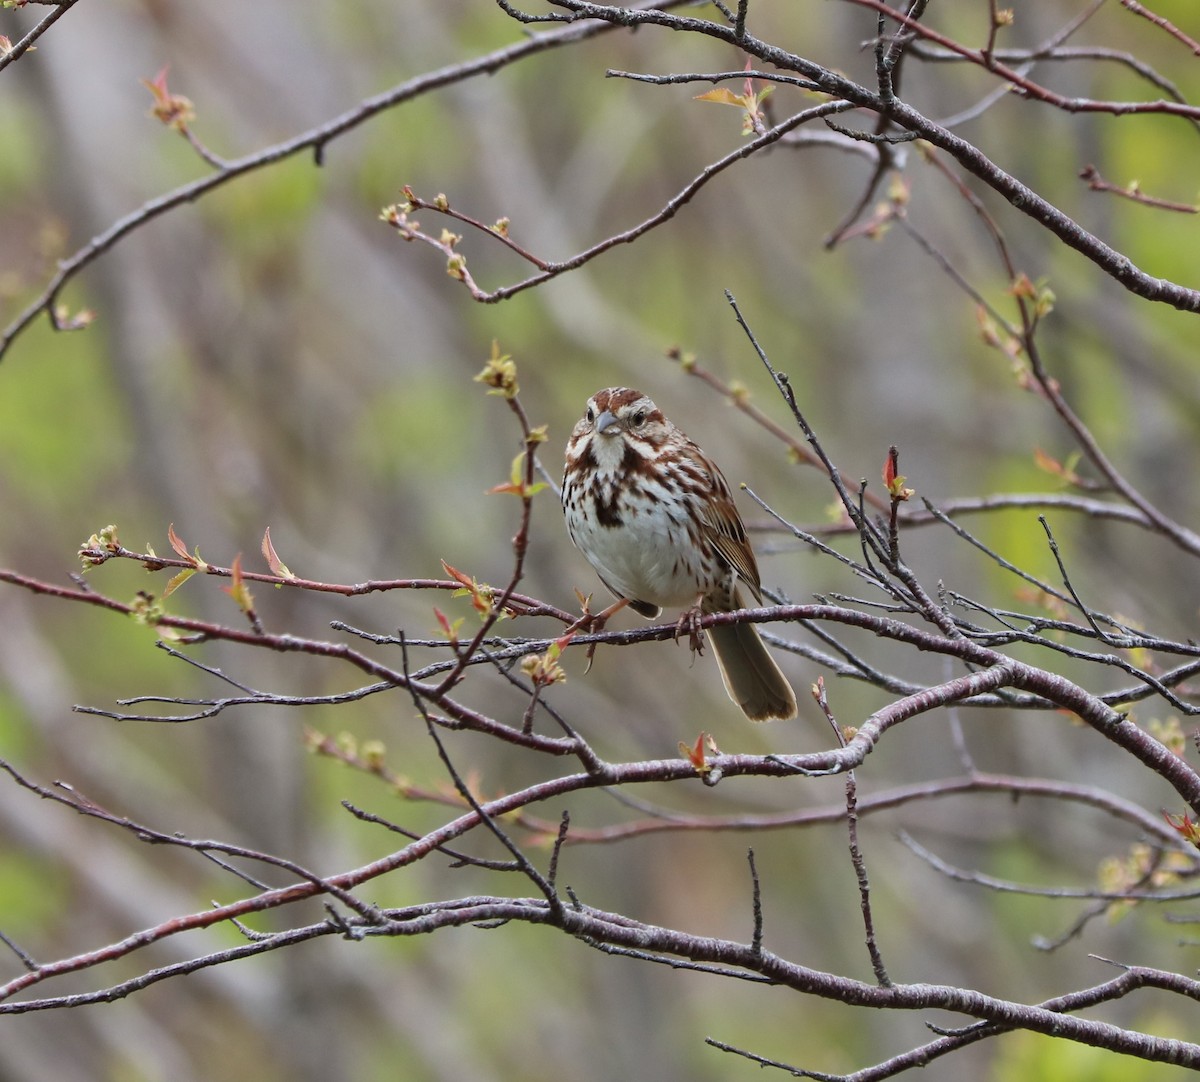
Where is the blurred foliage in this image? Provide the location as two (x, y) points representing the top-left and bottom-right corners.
(0, 330), (129, 512)
(995, 1022), (1194, 1082)
(1, 1), (1199, 1080)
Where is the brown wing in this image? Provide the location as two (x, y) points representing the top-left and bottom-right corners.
(698, 459), (763, 603)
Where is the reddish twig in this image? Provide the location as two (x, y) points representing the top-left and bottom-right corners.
(0, 0), (692, 363)
(1120, 0), (1200, 56)
(383, 100), (855, 302)
(1080, 163), (1198, 213)
(503, 0), (1200, 313)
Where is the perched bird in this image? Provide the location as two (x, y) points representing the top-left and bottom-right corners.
(562, 387), (797, 721)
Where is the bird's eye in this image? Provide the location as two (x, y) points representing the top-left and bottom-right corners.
(632, 410), (646, 427)
(585, 407), (595, 422)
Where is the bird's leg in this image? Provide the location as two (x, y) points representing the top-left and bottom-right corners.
(565, 596), (630, 673)
(565, 595), (630, 635)
(673, 593), (707, 656)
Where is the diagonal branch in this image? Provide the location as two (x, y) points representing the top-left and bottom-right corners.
(497, 0), (1200, 313)
(0, 0), (692, 363)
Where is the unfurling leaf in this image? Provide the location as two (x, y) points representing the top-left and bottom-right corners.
(1009, 272), (1036, 301)
(488, 450), (549, 499)
(1008, 272), (1056, 319)
(380, 200), (420, 239)
(975, 305), (1002, 349)
(441, 560), (474, 589)
(261, 526), (295, 581)
(140, 65), (195, 130)
(222, 553), (255, 614)
(79, 524), (121, 567)
(1098, 841), (1184, 925)
(693, 61), (773, 136)
(361, 740), (387, 771)
(1032, 448), (1084, 487)
(1032, 447), (1058, 475)
(1163, 811), (1200, 848)
(129, 590), (163, 626)
(1147, 716), (1186, 757)
(520, 637), (570, 687)
(440, 560), (496, 619)
(694, 87), (746, 107)
(487, 480), (549, 498)
(883, 447), (914, 500)
(167, 522), (208, 571)
(433, 606), (463, 645)
(1034, 282), (1056, 319)
(474, 339), (519, 398)
(162, 568), (196, 600)
(886, 173), (911, 208)
(167, 522), (189, 560)
(679, 732), (713, 774)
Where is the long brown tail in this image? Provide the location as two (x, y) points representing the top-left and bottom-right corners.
(709, 618), (797, 722)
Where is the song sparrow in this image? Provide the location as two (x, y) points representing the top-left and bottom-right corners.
(562, 387), (797, 721)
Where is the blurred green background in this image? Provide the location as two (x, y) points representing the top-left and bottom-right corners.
(1, 1), (1199, 1079)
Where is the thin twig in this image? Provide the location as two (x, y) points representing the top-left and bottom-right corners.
(0, 0), (82, 74)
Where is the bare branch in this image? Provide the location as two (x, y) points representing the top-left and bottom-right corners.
(0, 0), (81, 73)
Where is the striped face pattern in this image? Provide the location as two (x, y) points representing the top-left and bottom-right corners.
(561, 387), (796, 721)
(562, 387), (760, 619)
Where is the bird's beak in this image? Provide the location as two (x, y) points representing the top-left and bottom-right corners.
(595, 410), (620, 435)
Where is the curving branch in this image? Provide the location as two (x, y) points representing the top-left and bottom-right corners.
(0, 0), (692, 364)
(4, 8), (1200, 1074)
(492, 0), (1200, 312)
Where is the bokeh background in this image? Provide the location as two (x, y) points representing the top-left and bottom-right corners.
(1, 2), (1199, 1079)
